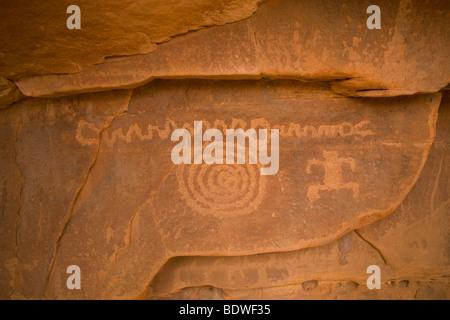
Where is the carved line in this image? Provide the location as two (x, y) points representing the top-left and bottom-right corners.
(75, 118), (375, 146)
(176, 162), (267, 216)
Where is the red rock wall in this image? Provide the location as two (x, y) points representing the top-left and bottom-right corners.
(0, 0), (449, 300)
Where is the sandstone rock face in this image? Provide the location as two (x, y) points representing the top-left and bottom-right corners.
(148, 232), (387, 298)
(0, 90), (133, 299)
(150, 92), (450, 299)
(0, 78), (23, 109)
(0, 80), (443, 299)
(357, 92), (450, 279)
(0, 0), (448, 301)
(14, 0), (450, 99)
(0, 0), (262, 79)
(161, 280), (450, 300)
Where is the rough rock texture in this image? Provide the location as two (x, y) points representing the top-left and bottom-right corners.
(148, 93), (450, 299)
(0, 0), (448, 301)
(148, 232), (387, 298)
(14, 0), (450, 99)
(160, 280), (450, 300)
(0, 80), (444, 300)
(356, 92), (450, 279)
(0, 90), (133, 299)
(0, 0), (262, 79)
(0, 78), (23, 109)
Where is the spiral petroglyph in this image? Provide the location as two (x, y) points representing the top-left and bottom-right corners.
(176, 161), (267, 216)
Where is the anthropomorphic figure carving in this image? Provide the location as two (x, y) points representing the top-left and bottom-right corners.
(306, 151), (359, 203)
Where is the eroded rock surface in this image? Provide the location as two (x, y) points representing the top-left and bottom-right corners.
(14, 0), (450, 99)
(161, 279), (450, 300)
(148, 231), (387, 298)
(0, 90), (133, 299)
(0, 78), (23, 109)
(0, 80), (440, 299)
(0, 0), (448, 301)
(148, 93), (450, 299)
(0, 0), (262, 79)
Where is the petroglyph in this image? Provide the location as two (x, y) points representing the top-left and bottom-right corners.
(272, 120), (374, 139)
(4, 74), (440, 300)
(176, 160), (267, 216)
(75, 118), (375, 147)
(175, 139), (267, 216)
(75, 120), (101, 146)
(306, 151), (359, 203)
(74, 117), (373, 213)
